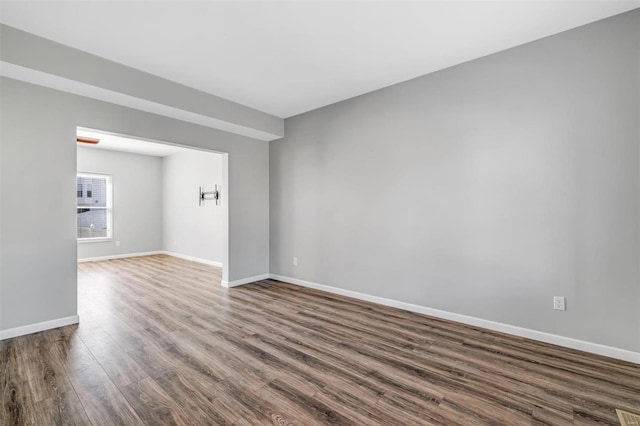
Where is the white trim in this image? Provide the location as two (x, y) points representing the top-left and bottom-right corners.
(77, 237), (113, 244)
(162, 251), (223, 267)
(269, 274), (640, 364)
(77, 251), (163, 263)
(0, 61), (281, 141)
(76, 237), (113, 244)
(222, 273), (270, 288)
(0, 315), (80, 341)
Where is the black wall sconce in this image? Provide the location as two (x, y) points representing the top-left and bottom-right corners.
(199, 185), (220, 206)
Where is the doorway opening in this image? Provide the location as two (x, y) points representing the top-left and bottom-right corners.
(75, 127), (229, 282)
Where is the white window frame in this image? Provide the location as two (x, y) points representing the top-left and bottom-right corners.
(77, 172), (113, 243)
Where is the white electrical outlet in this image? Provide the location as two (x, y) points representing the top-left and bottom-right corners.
(293, 257), (298, 266)
(553, 296), (566, 311)
(115, 241), (121, 247)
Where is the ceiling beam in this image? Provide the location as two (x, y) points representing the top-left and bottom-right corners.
(0, 24), (284, 141)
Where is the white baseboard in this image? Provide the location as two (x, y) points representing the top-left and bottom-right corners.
(269, 274), (640, 364)
(222, 273), (270, 288)
(78, 250), (224, 268)
(78, 251), (163, 263)
(162, 251), (223, 267)
(0, 315), (80, 340)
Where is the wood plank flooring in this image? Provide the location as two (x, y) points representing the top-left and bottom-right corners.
(1, 254), (639, 425)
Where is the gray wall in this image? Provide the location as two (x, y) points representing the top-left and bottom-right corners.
(77, 147), (163, 259)
(163, 150), (224, 263)
(0, 77), (269, 331)
(270, 10), (640, 351)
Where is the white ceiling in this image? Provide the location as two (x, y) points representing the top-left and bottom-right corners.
(2, 1), (638, 118)
(77, 129), (189, 157)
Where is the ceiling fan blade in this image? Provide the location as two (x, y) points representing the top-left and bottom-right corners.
(77, 137), (100, 144)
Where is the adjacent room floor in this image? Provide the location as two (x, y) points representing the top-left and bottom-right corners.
(1, 255), (639, 425)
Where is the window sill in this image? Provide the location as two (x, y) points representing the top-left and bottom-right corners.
(78, 238), (113, 244)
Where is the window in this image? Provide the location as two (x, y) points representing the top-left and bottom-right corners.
(77, 173), (112, 241)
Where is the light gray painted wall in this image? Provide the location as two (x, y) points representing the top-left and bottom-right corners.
(0, 77), (269, 331)
(270, 10), (640, 351)
(77, 147), (163, 259)
(163, 150), (224, 263)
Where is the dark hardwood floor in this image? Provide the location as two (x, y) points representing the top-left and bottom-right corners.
(1, 254), (639, 425)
